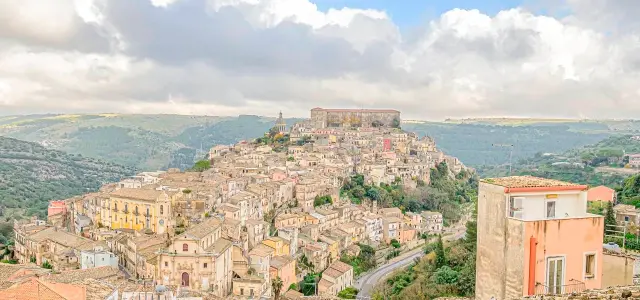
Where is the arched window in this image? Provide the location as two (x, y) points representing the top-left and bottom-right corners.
(182, 243), (188, 252)
(146, 207), (150, 216)
(125, 203), (128, 213)
(114, 203), (118, 211)
(135, 206), (139, 214)
(160, 205), (164, 215)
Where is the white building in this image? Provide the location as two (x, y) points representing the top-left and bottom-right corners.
(362, 215), (383, 243)
(420, 211), (443, 234)
(81, 246), (118, 269)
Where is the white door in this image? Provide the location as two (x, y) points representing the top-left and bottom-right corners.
(547, 257), (565, 294)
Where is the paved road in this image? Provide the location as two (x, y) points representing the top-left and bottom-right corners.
(355, 219), (468, 299)
(355, 247), (425, 299)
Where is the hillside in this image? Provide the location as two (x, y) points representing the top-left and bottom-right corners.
(402, 121), (612, 166)
(479, 135), (640, 187)
(2, 114), (628, 171)
(0, 114), (302, 170)
(0, 136), (135, 229)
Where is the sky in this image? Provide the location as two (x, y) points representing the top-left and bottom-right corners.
(0, 0), (639, 120)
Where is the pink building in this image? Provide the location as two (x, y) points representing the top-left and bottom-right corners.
(587, 186), (616, 202)
(270, 170), (288, 181)
(476, 176), (603, 300)
(47, 200), (67, 218)
(383, 139), (391, 151)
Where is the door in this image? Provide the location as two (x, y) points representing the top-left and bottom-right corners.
(547, 257), (564, 294)
(182, 272), (190, 287)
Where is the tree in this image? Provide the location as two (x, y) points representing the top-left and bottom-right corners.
(191, 159), (211, 172)
(604, 201), (617, 235)
(272, 276), (284, 300)
(390, 239), (401, 249)
(42, 261), (53, 269)
(269, 126), (280, 138)
(434, 266), (459, 285)
(434, 235), (446, 269)
(392, 118), (401, 128)
(337, 287), (359, 299)
(314, 195), (333, 207)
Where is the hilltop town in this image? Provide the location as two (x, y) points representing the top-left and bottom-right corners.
(7, 108), (467, 299)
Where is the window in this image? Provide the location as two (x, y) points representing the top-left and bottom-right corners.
(546, 201), (556, 218)
(165, 262), (168, 267)
(160, 205), (164, 214)
(625, 216), (630, 222)
(203, 263), (208, 268)
(240, 288), (244, 295)
(509, 197), (524, 218)
(183, 244), (189, 252)
(585, 254), (595, 278)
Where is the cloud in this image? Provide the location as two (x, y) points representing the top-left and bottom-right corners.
(0, 0), (639, 119)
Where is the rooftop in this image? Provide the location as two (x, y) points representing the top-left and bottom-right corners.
(481, 176), (585, 189)
(110, 189), (167, 201)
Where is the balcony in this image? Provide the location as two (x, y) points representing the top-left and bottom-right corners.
(535, 280), (585, 295)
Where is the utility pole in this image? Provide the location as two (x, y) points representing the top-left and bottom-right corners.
(492, 143), (514, 176)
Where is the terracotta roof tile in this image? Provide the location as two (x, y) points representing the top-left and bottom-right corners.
(481, 176), (581, 189)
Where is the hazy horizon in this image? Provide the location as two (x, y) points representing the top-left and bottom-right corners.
(1, 1), (639, 119)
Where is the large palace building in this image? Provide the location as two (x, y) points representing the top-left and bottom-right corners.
(310, 107), (401, 129)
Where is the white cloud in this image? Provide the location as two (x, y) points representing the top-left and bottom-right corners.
(0, 0), (639, 119)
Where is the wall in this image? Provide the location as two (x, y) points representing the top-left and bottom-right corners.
(523, 285), (640, 300)
(602, 253), (635, 288)
(476, 182), (526, 300)
(523, 216), (604, 295)
(513, 191), (586, 221)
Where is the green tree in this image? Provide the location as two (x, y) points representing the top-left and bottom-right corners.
(42, 261), (53, 269)
(337, 287), (359, 299)
(392, 118), (401, 128)
(191, 159), (211, 171)
(434, 266), (459, 285)
(390, 239), (401, 249)
(434, 235), (446, 269)
(604, 201), (616, 235)
(272, 276), (284, 300)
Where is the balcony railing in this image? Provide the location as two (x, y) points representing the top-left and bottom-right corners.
(535, 280), (585, 295)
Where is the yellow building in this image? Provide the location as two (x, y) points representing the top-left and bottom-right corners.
(105, 189), (174, 234)
(262, 236), (290, 257)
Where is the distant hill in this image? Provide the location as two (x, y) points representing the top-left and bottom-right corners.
(0, 114), (303, 171)
(1, 114), (637, 170)
(0, 136), (135, 226)
(402, 121), (614, 166)
(479, 135), (640, 187)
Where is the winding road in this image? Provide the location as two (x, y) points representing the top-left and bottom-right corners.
(355, 247), (425, 298)
(355, 214), (469, 299)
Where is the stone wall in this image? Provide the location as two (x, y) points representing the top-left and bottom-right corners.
(310, 108), (401, 129)
(476, 182), (526, 300)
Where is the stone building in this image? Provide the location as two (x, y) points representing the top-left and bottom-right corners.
(310, 108), (400, 129)
(275, 111), (287, 133)
(157, 218), (233, 297)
